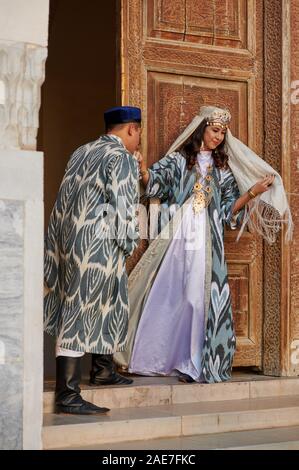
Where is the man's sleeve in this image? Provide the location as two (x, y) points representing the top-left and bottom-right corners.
(106, 153), (140, 258)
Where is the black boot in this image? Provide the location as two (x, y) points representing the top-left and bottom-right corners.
(178, 373), (195, 383)
(90, 354), (133, 385)
(55, 356), (110, 414)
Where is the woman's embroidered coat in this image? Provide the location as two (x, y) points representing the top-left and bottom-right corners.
(115, 152), (243, 382)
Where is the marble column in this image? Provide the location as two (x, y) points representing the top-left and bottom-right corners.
(0, 199), (24, 448)
(0, 21), (48, 450)
(0, 150), (44, 450)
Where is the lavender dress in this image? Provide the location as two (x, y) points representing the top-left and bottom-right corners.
(128, 152), (213, 381)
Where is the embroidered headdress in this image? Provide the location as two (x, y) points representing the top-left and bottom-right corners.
(205, 108), (231, 129)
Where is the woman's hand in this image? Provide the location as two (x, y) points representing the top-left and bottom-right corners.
(134, 151), (149, 186)
(233, 174), (275, 215)
(134, 151), (145, 170)
(251, 174), (275, 196)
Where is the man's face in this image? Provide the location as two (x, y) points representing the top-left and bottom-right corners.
(128, 123), (142, 153)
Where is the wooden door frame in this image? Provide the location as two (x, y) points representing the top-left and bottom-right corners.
(120, 0), (292, 376)
(263, 0), (292, 376)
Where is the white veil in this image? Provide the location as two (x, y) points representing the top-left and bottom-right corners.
(166, 106), (293, 244)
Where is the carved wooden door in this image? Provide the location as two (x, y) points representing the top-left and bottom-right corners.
(121, 0), (263, 368)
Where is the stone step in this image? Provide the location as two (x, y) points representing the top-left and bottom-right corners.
(43, 376), (299, 414)
(54, 425), (299, 450)
(43, 395), (299, 449)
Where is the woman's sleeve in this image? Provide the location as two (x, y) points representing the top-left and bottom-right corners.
(220, 167), (244, 229)
(145, 154), (182, 201)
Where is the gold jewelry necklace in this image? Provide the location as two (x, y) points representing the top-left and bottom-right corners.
(192, 161), (214, 214)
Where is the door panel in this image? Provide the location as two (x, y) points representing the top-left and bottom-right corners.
(147, 72), (248, 166)
(122, 0), (263, 368)
(147, 0), (248, 47)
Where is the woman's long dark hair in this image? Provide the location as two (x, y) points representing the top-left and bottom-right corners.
(179, 119), (228, 170)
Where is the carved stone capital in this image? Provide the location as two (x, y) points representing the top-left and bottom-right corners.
(0, 40), (47, 150)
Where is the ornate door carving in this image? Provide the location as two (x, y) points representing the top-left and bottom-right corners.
(122, 0), (263, 367)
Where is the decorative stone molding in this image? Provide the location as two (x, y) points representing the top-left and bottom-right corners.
(0, 40), (47, 150)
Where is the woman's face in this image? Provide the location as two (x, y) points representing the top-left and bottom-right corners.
(202, 125), (226, 150)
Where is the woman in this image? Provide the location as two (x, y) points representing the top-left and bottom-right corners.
(114, 106), (292, 384)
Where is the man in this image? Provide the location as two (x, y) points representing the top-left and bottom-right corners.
(44, 106), (142, 414)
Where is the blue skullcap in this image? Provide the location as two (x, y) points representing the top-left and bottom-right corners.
(104, 106), (141, 126)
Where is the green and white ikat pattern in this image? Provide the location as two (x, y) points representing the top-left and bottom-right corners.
(44, 135), (140, 354)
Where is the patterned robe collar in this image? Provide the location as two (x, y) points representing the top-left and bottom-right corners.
(104, 134), (125, 148)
